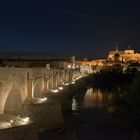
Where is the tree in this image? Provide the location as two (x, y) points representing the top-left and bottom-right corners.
(110, 72), (140, 140)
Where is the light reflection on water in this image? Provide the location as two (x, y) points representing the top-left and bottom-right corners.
(83, 88), (103, 108)
(72, 88), (112, 111)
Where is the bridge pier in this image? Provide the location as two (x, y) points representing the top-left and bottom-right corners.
(27, 72), (32, 98)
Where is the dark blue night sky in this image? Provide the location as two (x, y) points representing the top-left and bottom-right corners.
(0, 0), (140, 58)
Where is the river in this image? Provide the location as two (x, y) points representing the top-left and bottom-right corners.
(72, 88), (112, 110)
(63, 88), (132, 140)
(39, 87), (132, 140)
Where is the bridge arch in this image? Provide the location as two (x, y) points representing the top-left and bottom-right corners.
(4, 89), (22, 115)
(32, 77), (43, 98)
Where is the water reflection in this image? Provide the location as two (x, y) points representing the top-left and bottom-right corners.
(72, 98), (78, 111)
(83, 88), (104, 108)
(72, 88), (112, 110)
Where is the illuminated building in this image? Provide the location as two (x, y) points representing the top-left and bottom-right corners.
(108, 46), (140, 62)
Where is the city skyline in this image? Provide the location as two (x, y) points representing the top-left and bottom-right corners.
(0, 0), (140, 58)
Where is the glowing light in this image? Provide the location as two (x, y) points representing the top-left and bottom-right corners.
(40, 97), (47, 102)
(51, 89), (59, 93)
(64, 83), (69, 85)
(22, 117), (30, 123)
(31, 97), (48, 104)
(0, 115), (32, 129)
(71, 81), (75, 84)
(75, 75), (83, 80)
(62, 82), (65, 85)
(58, 87), (63, 90)
(68, 65), (71, 68)
(10, 120), (13, 124)
(0, 122), (11, 129)
(76, 77), (81, 80)
(72, 65), (75, 69)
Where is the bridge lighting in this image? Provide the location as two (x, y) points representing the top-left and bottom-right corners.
(64, 83), (69, 85)
(22, 117), (30, 123)
(68, 65), (71, 68)
(72, 65), (75, 69)
(51, 89), (59, 93)
(31, 97), (47, 104)
(58, 87), (63, 90)
(10, 120), (13, 124)
(0, 122), (11, 129)
(40, 97), (47, 102)
(71, 81), (75, 84)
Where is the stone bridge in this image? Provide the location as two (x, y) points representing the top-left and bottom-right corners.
(0, 67), (80, 115)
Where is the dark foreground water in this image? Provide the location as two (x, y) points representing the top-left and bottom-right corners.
(39, 88), (133, 140)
